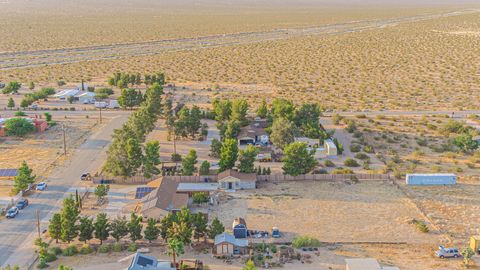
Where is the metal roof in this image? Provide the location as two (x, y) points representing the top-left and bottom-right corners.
(0, 169), (18, 177)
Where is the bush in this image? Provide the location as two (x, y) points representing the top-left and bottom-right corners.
(98, 244), (111, 253)
(79, 244), (94, 254)
(363, 145), (375, 153)
(127, 242), (138, 252)
(62, 245), (78, 256)
(324, 160), (335, 167)
(112, 243), (123, 252)
(14, 111), (27, 116)
(192, 192), (209, 204)
(354, 153), (370, 160)
(37, 260), (48, 269)
(411, 219), (429, 233)
(171, 153), (182, 162)
(44, 252), (57, 263)
(49, 246), (62, 256)
(332, 168), (354, 174)
(344, 158), (360, 167)
(292, 236), (321, 248)
(349, 144), (361, 153)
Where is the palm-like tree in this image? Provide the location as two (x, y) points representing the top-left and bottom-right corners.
(167, 238), (184, 266)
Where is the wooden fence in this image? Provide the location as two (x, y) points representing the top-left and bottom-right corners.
(256, 174), (390, 182)
(92, 175), (156, 185)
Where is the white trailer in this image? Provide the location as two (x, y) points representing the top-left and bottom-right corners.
(108, 100), (119, 109)
(406, 174), (456, 185)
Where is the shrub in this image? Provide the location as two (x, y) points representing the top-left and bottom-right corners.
(363, 145), (374, 153)
(324, 160), (335, 167)
(62, 245), (78, 256)
(44, 252), (57, 263)
(112, 243), (123, 252)
(354, 153), (370, 160)
(49, 247), (62, 256)
(98, 244), (111, 253)
(171, 153), (182, 162)
(127, 242), (138, 252)
(332, 168), (354, 174)
(14, 111), (27, 116)
(79, 244), (94, 254)
(292, 236), (321, 248)
(411, 219), (429, 233)
(344, 158), (360, 167)
(349, 144), (361, 153)
(192, 192), (209, 204)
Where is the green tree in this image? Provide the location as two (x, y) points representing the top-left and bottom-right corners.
(219, 138), (239, 172)
(67, 95), (74, 104)
(78, 217), (94, 243)
(271, 98), (295, 121)
(231, 99), (249, 126)
(270, 118), (295, 150)
(128, 213), (143, 243)
(159, 213), (178, 241)
(118, 88), (142, 109)
(20, 99), (29, 109)
(48, 213), (62, 243)
(94, 184), (110, 205)
(191, 213), (208, 242)
(13, 161), (35, 194)
(282, 142), (318, 176)
(223, 120), (241, 140)
(4, 118), (35, 137)
(256, 98), (268, 118)
(212, 99), (232, 122)
(207, 217), (225, 239)
(462, 246), (475, 268)
(143, 140), (161, 178)
(167, 238), (184, 266)
(94, 213), (110, 244)
(294, 103), (322, 138)
(182, 150), (198, 176)
(44, 112), (52, 122)
(7, 97), (15, 109)
(2, 81), (21, 94)
(144, 218), (160, 243)
(238, 144), (258, 173)
(34, 238), (49, 269)
(243, 260), (257, 270)
(110, 216), (129, 242)
(167, 221), (192, 245)
(126, 137), (144, 174)
(60, 195), (80, 243)
(453, 133), (479, 153)
(199, 161), (210, 176)
(210, 138), (222, 158)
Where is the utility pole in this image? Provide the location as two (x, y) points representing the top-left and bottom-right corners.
(99, 106), (102, 124)
(62, 124), (67, 155)
(36, 209), (41, 238)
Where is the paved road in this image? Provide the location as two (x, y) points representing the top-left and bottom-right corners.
(0, 9), (478, 70)
(0, 113), (130, 268)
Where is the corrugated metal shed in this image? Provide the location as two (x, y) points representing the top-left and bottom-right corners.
(406, 173), (456, 185)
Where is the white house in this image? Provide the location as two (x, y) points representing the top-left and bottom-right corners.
(53, 89), (80, 100)
(217, 170), (256, 190)
(75, 92), (96, 104)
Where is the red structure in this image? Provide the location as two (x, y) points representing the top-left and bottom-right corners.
(0, 117), (48, 137)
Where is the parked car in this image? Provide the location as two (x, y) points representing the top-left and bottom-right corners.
(6, 207), (19, 218)
(80, 173), (91, 181)
(16, 199), (29, 210)
(36, 182), (47, 191)
(436, 246), (461, 258)
(0, 82), (5, 89)
(272, 227), (281, 238)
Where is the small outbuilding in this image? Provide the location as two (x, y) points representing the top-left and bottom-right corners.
(470, 236), (480, 252)
(232, 217), (248, 239)
(75, 91), (96, 104)
(406, 173), (456, 185)
(218, 169), (256, 190)
(214, 232), (249, 256)
(324, 139), (338, 156)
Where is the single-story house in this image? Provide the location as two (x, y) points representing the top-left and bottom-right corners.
(53, 89), (80, 100)
(238, 119), (269, 147)
(214, 232), (249, 256)
(232, 217), (248, 239)
(406, 173), (456, 185)
(128, 252), (176, 270)
(217, 170), (257, 190)
(141, 178), (189, 219)
(345, 258), (399, 270)
(294, 137), (338, 158)
(75, 91), (96, 104)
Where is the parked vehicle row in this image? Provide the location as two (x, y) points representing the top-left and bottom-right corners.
(5, 199), (29, 219)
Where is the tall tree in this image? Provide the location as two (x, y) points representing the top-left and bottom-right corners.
(126, 137), (144, 175)
(219, 138), (239, 172)
(256, 98), (268, 119)
(94, 213), (110, 245)
(271, 98), (295, 121)
(282, 142), (318, 176)
(143, 140), (161, 178)
(167, 222), (192, 245)
(182, 150), (198, 176)
(210, 138), (222, 158)
(128, 213), (143, 243)
(199, 161), (210, 176)
(118, 88), (142, 109)
(191, 213), (208, 242)
(270, 118), (296, 150)
(207, 217), (225, 239)
(60, 195), (80, 243)
(231, 99), (249, 126)
(238, 145), (258, 173)
(48, 213), (62, 243)
(212, 99), (232, 122)
(110, 216), (129, 242)
(4, 118), (36, 137)
(167, 238), (184, 266)
(78, 217), (94, 243)
(159, 213), (178, 241)
(294, 103), (322, 138)
(144, 218), (160, 243)
(13, 161), (35, 194)
(7, 97), (15, 109)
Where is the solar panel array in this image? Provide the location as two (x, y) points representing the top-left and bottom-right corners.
(0, 169), (17, 177)
(135, 187), (155, 199)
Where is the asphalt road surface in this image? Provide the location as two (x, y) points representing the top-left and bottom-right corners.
(0, 113), (129, 268)
(0, 9), (478, 70)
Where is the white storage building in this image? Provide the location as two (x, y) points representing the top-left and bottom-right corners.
(406, 173), (456, 186)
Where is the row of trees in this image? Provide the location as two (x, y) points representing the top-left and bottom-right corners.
(103, 83), (164, 177)
(20, 87), (56, 108)
(212, 99), (249, 141)
(107, 72), (165, 89)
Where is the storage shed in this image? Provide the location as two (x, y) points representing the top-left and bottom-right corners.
(470, 236), (480, 252)
(232, 217), (248, 239)
(213, 232), (248, 256)
(406, 174), (456, 185)
(218, 170), (256, 190)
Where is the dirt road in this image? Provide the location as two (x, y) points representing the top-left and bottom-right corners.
(0, 9), (478, 70)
